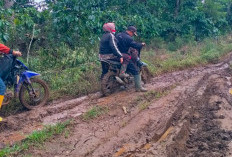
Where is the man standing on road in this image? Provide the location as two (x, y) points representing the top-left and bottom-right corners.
(116, 26), (147, 92)
(0, 43), (22, 122)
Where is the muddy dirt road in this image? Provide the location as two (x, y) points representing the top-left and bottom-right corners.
(1, 54), (232, 157)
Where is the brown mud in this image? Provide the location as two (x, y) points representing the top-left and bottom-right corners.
(1, 54), (232, 157)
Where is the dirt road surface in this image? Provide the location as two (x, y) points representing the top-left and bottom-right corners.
(1, 54), (232, 157)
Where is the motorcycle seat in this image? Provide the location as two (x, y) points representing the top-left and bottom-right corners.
(100, 59), (121, 65)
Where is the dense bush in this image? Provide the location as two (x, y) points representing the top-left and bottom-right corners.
(1, 0), (232, 100)
(1, 0), (232, 51)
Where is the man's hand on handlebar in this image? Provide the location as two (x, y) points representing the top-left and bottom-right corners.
(120, 57), (123, 64)
(142, 42), (146, 46)
(12, 51), (22, 57)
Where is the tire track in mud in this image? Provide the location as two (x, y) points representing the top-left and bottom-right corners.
(0, 55), (232, 156)
(164, 73), (232, 157)
(125, 73), (232, 156)
(124, 74), (212, 157)
(92, 75), (205, 157)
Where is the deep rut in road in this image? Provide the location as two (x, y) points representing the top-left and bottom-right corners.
(1, 54), (232, 157)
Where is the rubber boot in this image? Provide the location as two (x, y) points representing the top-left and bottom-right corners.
(119, 64), (129, 78)
(137, 59), (147, 67)
(0, 95), (4, 122)
(134, 74), (147, 92)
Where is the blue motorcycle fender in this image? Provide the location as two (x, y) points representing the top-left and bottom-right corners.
(22, 71), (40, 80)
(15, 71), (40, 95)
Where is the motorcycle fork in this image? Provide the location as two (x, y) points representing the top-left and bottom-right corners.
(23, 78), (38, 98)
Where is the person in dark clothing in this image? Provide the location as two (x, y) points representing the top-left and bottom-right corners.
(99, 22), (123, 79)
(116, 26), (147, 92)
(0, 43), (22, 122)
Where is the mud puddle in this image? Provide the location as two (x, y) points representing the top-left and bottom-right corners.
(1, 54), (232, 157)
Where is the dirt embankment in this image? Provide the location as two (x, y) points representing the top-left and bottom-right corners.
(1, 54), (232, 157)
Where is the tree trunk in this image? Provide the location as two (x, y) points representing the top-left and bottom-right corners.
(227, 2), (232, 24)
(228, 3), (232, 15)
(4, 0), (14, 9)
(175, 0), (180, 17)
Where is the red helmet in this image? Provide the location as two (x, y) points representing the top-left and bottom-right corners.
(103, 22), (116, 33)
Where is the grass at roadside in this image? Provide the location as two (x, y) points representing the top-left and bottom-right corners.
(33, 35), (232, 101)
(1, 35), (232, 117)
(0, 121), (71, 157)
(143, 36), (232, 75)
(25, 35), (232, 100)
(82, 106), (109, 121)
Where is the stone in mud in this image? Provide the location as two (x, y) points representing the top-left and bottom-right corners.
(218, 114), (225, 119)
(198, 142), (209, 151)
(0, 143), (5, 149)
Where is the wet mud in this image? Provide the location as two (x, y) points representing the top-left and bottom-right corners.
(1, 54), (232, 157)
(166, 73), (232, 157)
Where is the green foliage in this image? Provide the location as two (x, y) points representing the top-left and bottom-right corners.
(1, 0), (232, 102)
(2, 0), (232, 49)
(143, 35), (232, 76)
(0, 7), (13, 42)
(22, 44), (101, 100)
(43, 0), (232, 46)
(0, 121), (70, 157)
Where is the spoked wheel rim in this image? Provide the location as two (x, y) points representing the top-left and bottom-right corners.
(19, 78), (49, 109)
(105, 75), (117, 93)
(21, 82), (45, 106)
(101, 71), (119, 96)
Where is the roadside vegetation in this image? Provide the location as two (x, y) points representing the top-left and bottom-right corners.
(36, 35), (232, 100)
(0, 121), (71, 157)
(144, 35), (232, 75)
(1, 0), (232, 112)
(2, 34), (232, 117)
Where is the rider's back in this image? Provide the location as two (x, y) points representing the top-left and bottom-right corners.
(0, 54), (13, 80)
(99, 32), (114, 55)
(116, 31), (143, 55)
(116, 31), (133, 54)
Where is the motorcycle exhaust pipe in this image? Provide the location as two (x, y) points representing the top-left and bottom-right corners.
(115, 76), (125, 84)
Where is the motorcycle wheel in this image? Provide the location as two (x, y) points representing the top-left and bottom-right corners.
(101, 71), (119, 96)
(19, 78), (49, 110)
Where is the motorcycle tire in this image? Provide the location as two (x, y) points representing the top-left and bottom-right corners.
(101, 71), (119, 96)
(19, 78), (49, 110)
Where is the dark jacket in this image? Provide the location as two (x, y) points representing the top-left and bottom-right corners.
(0, 44), (13, 79)
(116, 31), (143, 54)
(99, 32), (122, 59)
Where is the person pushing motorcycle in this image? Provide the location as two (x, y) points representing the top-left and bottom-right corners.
(116, 26), (147, 92)
(0, 43), (22, 122)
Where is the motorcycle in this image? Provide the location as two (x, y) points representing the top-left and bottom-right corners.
(101, 49), (152, 96)
(2, 54), (49, 110)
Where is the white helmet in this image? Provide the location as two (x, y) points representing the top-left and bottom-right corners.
(103, 22), (116, 33)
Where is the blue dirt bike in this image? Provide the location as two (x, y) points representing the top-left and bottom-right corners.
(2, 54), (49, 110)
